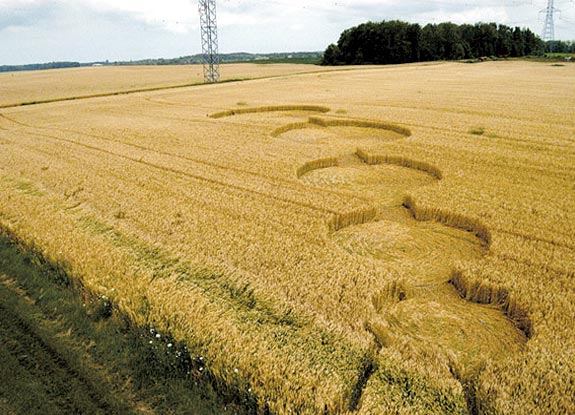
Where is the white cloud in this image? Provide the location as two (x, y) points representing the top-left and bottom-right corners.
(417, 6), (509, 25)
(0, 0), (199, 32)
(0, 0), (573, 65)
(82, 0), (198, 32)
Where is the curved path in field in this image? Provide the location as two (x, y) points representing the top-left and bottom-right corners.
(195, 106), (531, 411)
(298, 150), (526, 364)
(215, 106), (528, 395)
(277, 116), (529, 412)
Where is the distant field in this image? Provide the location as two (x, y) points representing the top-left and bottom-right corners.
(0, 61), (574, 414)
(0, 63), (339, 108)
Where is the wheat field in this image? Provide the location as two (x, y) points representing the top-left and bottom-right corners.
(0, 63), (342, 108)
(0, 61), (574, 414)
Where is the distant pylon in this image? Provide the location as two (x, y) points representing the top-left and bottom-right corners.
(198, 0), (220, 83)
(541, 0), (557, 41)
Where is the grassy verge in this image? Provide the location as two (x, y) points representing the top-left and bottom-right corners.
(0, 232), (249, 415)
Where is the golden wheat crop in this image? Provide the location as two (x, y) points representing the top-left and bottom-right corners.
(0, 60), (574, 414)
(0, 63), (341, 108)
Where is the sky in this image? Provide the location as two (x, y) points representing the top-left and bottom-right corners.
(1, 0), (574, 65)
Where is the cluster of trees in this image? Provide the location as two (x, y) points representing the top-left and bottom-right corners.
(322, 21), (545, 65)
(0, 61), (81, 73)
(119, 52), (322, 66)
(545, 40), (575, 54)
(1, 52), (325, 74)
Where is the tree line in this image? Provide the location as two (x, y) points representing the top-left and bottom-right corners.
(322, 21), (546, 65)
(0, 61), (81, 73)
(545, 40), (575, 54)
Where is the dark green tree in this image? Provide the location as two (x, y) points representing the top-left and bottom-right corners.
(497, 24), (514, 57)
(512, 27), (526, 57)
(321, 44), (342, 65)
(322, 20), (546, 66)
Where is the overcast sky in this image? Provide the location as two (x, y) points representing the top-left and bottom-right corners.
(1, 0), (574, 65)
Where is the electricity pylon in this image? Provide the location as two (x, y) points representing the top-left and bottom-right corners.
(198, 0), (220, 83)
(541, 0), (557, 41)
